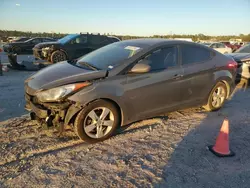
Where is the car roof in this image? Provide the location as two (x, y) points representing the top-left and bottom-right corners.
(118, 38), (196, 48)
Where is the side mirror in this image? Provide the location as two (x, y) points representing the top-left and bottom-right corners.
(130, 61), (151, 73)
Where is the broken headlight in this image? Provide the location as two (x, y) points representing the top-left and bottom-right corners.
(36, 82), (91, 102)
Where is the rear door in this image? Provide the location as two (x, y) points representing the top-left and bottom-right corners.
(124, 45), (185, 119)
(180, 44), (215, 104)
(88, 35), (110, 49)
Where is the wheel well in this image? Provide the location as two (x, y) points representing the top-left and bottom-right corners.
(220, 80), (230, 99)
(59, 49), (68, 58)
(68, 98), (123, 128)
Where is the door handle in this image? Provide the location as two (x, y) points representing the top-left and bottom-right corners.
(173, 74), (183, 79)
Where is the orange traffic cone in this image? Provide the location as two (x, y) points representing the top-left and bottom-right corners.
(208, 119), (235, 157)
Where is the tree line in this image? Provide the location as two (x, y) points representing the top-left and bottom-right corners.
(1, 30), (250, 42)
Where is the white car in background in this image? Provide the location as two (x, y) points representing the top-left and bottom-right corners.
(227, 43), (250, 79)
(203, 42), (232, 54)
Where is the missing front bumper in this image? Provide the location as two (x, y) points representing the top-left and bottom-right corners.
(25, 94), (83, 131)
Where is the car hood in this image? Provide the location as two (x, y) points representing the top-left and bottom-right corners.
(34, 42), (61, 49)
(26, 61), (107, 91)
(227, 53), (250, 61)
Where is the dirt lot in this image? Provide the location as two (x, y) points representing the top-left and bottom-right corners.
(1, 70), (250, 187)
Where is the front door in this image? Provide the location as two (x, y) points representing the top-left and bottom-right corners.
(123, 46), (185, 119)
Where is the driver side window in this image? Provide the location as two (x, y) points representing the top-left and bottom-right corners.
(139, 46), (178, 72)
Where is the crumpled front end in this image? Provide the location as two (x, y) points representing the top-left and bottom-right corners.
(25, 84), (82, 132)
(33, 47), (53, 61)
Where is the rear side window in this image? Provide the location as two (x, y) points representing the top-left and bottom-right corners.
(181, 45), (211, 65)
(89, 36), (107, 45)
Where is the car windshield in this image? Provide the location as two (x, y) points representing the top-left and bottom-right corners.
(76, 42), (143, 70)
(58, 34), (79, 44)
(235, 44), (250, 53)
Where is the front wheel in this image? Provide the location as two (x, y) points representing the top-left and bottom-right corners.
(74, 100), (121, 143)
(50, 50), (67, 63)
(203, 82), (228, 111)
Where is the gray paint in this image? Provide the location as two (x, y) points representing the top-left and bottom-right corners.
(25, 39), (236, 125)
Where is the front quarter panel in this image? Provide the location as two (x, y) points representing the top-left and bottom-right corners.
(67, 75), (133, 125)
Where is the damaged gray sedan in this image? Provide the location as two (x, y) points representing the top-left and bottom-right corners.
(25, 39), (236, 143)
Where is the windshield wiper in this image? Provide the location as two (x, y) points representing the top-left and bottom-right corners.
(78, 61), (98, 71)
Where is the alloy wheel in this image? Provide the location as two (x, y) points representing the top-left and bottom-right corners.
(83, 107), (114, 138)
(211, 86), (226, 108)
(53, 52), (65, 63)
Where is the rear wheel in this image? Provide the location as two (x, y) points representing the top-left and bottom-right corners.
(203, 82), (227, 111)
(50, 50), (67, 63)
(74, 100), (121, 143)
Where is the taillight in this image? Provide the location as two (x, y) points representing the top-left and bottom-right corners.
(227, 60), (237, 69)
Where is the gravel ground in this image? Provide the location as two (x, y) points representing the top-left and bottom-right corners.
(1, 70), (250, 187)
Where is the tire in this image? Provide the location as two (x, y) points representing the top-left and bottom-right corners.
(12, 46), (21, 54)
(50, 50), (67, 63)
(203, 82), (228, 111)
(74, 100), (121, 143)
